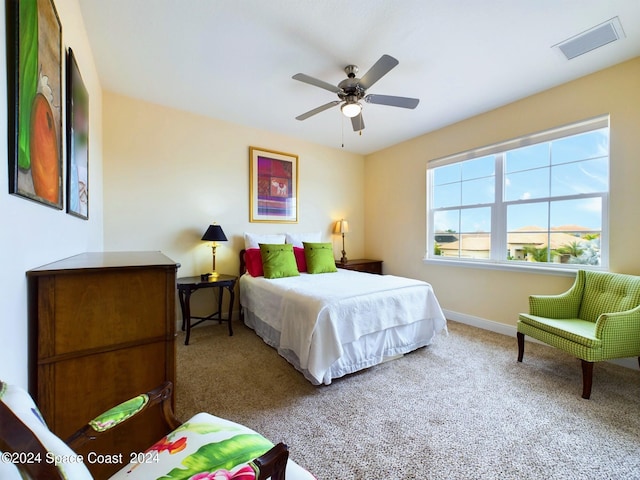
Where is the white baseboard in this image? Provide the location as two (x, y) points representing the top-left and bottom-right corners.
(443, 309), (638, 370)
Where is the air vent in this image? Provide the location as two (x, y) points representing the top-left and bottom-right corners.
(554, 17), (625, 60)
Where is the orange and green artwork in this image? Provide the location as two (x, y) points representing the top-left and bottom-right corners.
(9, 0), (63, 209)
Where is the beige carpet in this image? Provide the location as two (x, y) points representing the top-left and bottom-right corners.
(175, 320), (640, 480)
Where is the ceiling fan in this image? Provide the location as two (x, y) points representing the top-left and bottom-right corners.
(292, 54), (419, 132)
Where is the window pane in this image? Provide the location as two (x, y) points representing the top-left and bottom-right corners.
(551, 158), (608, 197)
(433, 208), (490, 259)
(505, 143), (550, 173)
(462, 155), (494, 180)
(457, 233), (491, 259)
(433, 210), (459, 257)
(506, 203), (549, 263)
(507, 202), (548, 231)
(548, 198), (601, 266)
(504, 168), (550, 201)
(432, 183), (460, 208)
(550, 233), (600, 266)
(461, 207), (491, 233)
(550, 198), (601, 231)
(433, 210), (459, 233)
(433, 163), (461, 185)
(551, 128), (609, 165)
(462, 177), (494, 205)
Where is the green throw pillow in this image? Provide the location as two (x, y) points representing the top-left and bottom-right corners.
(259, 243), (300, 279)
(303, 242), (338, 274)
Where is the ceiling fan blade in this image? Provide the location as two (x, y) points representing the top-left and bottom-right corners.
(358, 54), (399, 90)
(351, 113), (365, 132)
(295, 101), (340, 121)
(364, 94), (420, 109)
(292, 73), (342, 94)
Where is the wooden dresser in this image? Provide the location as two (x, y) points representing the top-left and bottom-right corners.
(27, 251), (179, 479)
(336, 258), (383, 274)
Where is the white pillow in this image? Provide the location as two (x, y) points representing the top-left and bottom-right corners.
(244, 233), (286, 250)
(285, 232), (322, 248)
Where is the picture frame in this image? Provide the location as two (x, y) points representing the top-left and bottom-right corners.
(7, 0), (63, 209)
(66, 48), (89, 219)
(249, 147), (298, 223)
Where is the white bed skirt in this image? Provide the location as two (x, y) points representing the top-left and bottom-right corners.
(243, 307), (440, 385)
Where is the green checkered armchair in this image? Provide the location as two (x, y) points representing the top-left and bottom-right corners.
(517, 270), (640, 399)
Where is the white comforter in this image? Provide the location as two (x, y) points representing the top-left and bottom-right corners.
(240, 269), (447, 384)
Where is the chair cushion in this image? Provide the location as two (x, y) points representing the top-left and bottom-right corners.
(518, 314), (601, 349)
(110, 412), (316, 480)
(0, 381), (93, 480)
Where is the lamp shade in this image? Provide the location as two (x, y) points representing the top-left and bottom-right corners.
(334, 219), (349, 234)
(201, 224), (228, 242)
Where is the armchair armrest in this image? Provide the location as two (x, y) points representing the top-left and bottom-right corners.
(529, 271), (585, 318)
(595, 304), (640, 342)
(66, 382), (181, 450)
(252, 442), (289, 480)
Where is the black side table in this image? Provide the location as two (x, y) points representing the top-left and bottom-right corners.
(177, 274), (237, 345)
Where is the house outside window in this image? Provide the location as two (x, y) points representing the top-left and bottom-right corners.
(426, 116), (609, 272)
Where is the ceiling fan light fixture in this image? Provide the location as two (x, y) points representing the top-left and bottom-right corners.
(341, 101), (361, 118)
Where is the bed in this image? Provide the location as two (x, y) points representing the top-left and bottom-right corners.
(238, 247), (447, 385)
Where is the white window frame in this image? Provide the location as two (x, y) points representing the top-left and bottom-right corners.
(425, 115), (609, 275)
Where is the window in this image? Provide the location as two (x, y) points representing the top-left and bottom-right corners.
(427, 116), (609, 271)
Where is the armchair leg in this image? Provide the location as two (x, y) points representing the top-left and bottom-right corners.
(517, 332), (525, 362)
(581, 360), (594, 400)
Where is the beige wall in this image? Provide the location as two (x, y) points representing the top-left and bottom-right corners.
(365, 57), (640, 328)
(102, 92), (365, 313)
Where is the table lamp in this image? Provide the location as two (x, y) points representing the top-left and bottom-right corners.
(201, 224), (228, 277)
(334, 219), (349, 264)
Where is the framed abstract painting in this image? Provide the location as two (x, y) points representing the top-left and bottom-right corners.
(66, 48), (89, 219)
(249, 147), (298, 223)
(7, 0), (63, 209)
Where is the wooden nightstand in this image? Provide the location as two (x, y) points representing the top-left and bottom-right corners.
(336, 259), (383, 275)
(177, 274), (237, 345)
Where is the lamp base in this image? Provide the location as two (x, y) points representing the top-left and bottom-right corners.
(339, 234), (347, 265)
(209, 247), (219, 279)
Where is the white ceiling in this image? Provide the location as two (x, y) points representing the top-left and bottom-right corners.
(78, 0), (640, 155)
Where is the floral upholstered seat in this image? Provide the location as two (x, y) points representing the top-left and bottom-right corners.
(0, 380), (315, 480)
(109, 412), (314, 479)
